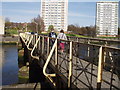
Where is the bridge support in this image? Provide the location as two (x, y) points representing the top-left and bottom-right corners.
(23, 45), (29, 66)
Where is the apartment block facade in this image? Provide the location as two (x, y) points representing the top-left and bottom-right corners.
(0, 16), (4, 35)
(96, 1), (120, 36)
(41, 0), (68, 31)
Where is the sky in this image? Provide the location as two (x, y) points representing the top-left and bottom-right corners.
(1, 0), (120, 27)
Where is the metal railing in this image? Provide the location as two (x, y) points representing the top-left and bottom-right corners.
(68, 36), (120, 47)
(20, 33), (120, 89)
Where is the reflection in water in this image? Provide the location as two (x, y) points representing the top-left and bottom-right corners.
(1, 45), (18, 85)
(110, 44), (120, 48)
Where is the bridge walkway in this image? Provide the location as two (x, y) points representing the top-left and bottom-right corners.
(19, 33), (120, 89)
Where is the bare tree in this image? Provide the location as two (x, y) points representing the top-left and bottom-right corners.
(5, 17), (11, 30)
(31, 15), (45, 33)
(5, 17), (10, 23)
(68, 24), (96, 37)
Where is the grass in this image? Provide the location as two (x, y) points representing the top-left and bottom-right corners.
(1, 42), (18, 45)
(18, 75), (29, 84)
(66, 33), (88, 38)
(41, 32), (88, 38)
(5, 29), (18, 35)
(41, 32), (119, 39)
(97, 36), (119, 39)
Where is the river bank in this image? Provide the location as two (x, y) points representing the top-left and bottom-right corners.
(18, 44), (29, 84)
(0, 35), (19, 45)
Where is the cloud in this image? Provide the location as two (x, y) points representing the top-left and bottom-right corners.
(3, 9), (40, 14)
(69, 0), (119, 2)
(3, 15), (35, 22)
(68, 11), (95, 18)
(2, 0), (119, 2)
(3, 0), (119, 2)
(2, 0), (41, 2)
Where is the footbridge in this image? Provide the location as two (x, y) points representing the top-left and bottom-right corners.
(19, 33), (120, 89)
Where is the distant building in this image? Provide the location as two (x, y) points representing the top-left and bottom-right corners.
(0, 16), (5, 35)
(96, 1), (120, 37)
(41, 0), (68, 31)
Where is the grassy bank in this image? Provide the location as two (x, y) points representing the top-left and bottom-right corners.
(1, 42), (18, 45)
(97, 36), (119, 39)
(5, 29), (18, 36)
(18, 43), (29, 84)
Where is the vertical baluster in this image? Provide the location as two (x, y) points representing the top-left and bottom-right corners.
(42, 37), (44, 54)
(68, 41), (73, 88)
(47, 37), (50, 56)
(87, 40), (90, 57)
(97, 46), (105, 90)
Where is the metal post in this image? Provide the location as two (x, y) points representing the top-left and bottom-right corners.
(33, 35), (34, 45)
(55, 39), (59, 88)
(38, 36), (40, 50)
(34, 22), (38, 33)
(97, 46), (104, 90)
(68, 41), (73, 88)
(55, 39), (58, 66)
(39, 36), (41, 51)
(47, 37), (50, 56)
(87, 40), (90, 57)
(42, 37), (44, 54)
(34, 35), (35, 45)
(25, 23), (27, 32)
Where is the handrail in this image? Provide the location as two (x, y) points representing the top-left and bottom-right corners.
(30, 36), (40, 60)
(20, 33), (26, 43)
(43, 39), (57, 77)
(25, 35), (30, 45)
(19, 33), (24, 41)
(27, 35), (33, 50)
(68, 36), (120, 43)
(24, 34), (28, 45)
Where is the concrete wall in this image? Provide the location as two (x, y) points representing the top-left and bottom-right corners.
(0, 16), (5, 35)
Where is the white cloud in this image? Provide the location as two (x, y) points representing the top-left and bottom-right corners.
(3, 9), (40, 14)
(68, 11), (95, 18)
(2, 0), (41, 2)
(2, 0), (119, 2)
(69, 0), (119, 2)
(3, 15), (35, 22)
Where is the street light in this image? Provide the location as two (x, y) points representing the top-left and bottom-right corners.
(32, 20), (38, 34)
(34, 22), (38, 33)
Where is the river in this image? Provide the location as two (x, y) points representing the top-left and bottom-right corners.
(0, 45), (19, 85)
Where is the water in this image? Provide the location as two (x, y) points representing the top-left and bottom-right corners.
(110, 43), (120, 48)
(0, 45), (19, 85)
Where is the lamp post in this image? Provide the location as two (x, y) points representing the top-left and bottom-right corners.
(31, 19), (39, 33)
(25, 23), (27, 32)
(33, 21), (38, 34)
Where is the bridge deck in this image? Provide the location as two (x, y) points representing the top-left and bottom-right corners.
(49, 52), (119, 89)
(20, 33), (120, 89)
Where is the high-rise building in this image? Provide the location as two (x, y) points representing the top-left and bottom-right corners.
(96, 1), (120, 36)
(0, 16), (5, 35)
(41, 0), (68, 31)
